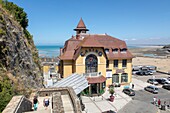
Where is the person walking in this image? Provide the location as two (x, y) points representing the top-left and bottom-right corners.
(153, 97), (156, 105)
(33, 96), (39, 111)
(158, 99), (161, 107)
(43, 94), (50, 110)
(132, 84), (134, 89)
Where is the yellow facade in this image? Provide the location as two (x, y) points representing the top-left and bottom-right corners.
(61, 47), (132, 86)
(63, 60), (73, 78)
(43, 66), (50, 73)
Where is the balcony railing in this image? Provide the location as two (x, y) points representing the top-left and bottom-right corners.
(83, 72), (101, 77)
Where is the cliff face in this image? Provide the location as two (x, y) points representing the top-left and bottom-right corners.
(0, 6), (43, 89)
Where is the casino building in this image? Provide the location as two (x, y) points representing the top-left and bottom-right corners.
(59, 18), (133, 95)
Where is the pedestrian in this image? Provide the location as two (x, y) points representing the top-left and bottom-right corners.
(132, 84), (134, 89)
(153, 97), (156, 105)
(33, 96), (39, 111)
(43, 94), (50, 110)
(158, 99), (161, 107)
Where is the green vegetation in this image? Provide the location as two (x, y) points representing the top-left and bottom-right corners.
(0, 28), (6, 35)
(0, 74), (15, 112)
(1, 0), (28, 29)
(99, 89), (104, 94)
(1, 0), (33, 40)
(109, 85), (115, 96)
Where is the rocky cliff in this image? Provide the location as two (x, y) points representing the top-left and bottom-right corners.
(0, 5), (43, 91)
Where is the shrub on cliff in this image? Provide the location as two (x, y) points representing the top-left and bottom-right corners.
(0, 74), (15, 112)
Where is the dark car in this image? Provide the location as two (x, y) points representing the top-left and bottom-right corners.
(147, 79), (158, 85)
(144, 86), (158, 94)
(136, 70), (153, 75)
(167, 76), (170, 81)
(162, 84), (170, 90)
(155, 78), (170, 84)
(123, 88), (135, 96)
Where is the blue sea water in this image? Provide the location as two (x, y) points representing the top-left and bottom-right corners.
(36, 45), (157, 58)
(36, 45), (62, 58)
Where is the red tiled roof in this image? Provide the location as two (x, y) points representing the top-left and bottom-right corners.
(86, 76), (106, 84)
(59, 34), (133, 60)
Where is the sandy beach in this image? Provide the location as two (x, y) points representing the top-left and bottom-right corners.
(130, 46), (170, 73)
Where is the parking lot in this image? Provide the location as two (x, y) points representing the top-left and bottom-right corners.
(133, 72), (169, 84)
(125, 72), (170, 113)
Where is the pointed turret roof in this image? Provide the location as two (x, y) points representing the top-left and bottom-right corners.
(74, 18), (89, 31)
(77, 18), (86, 28)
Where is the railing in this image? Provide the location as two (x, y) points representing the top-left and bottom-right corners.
(83, 72), (101, 77)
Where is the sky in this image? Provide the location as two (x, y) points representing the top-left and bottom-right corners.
(8, 0), (170, 45)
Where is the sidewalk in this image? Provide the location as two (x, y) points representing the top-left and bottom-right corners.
(82, 87), (132, 113)
(82, 77), (160, 113)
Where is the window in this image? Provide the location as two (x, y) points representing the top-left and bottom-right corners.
(113, 60), (118, 68)
(122, 59), (127, 68)
(121, 73), (128, 83)
(112, 48), (118, 53)
(105, 48), (109, 54)
(120, 48), (127, 53)
(106, 60), (109, 68)
(112, 74), (119, 83)
(85, 54), (98, 73)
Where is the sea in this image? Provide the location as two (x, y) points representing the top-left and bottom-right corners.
(36, 44), (163, 58)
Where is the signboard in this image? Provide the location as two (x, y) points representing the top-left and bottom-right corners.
(106, 70), (112, 78)
(116, 69), (125, 73)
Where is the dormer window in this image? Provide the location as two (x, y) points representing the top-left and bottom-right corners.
(112, 48), (118, 53)
(120, 48), (127, 53)
(105, 48), (109, 54)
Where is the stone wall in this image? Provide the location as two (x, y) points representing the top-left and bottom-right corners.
(2, 96), (32, 113)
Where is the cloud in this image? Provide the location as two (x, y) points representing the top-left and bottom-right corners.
(124, 39), (129, 41)
(131, 38), (137, 41)
(149, 37), (161, 40)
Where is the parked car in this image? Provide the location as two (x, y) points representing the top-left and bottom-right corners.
(147, 79), (159, 85)
(136, 70), (153, 75)
(162, 84), (170, 90)
(123, 88), (135, 96)
(167, 76), (170, 81)
(155, 78), (170, 84)
(144, 86), (158, 94)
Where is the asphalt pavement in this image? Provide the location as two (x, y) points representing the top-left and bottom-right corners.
(118, 73), (170, 113)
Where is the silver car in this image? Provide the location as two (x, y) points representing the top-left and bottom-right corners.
(144, 86), (158, 94)
(147, 79), (158, 85)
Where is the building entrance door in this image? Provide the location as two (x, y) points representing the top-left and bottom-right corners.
(91, 83), (97, 94)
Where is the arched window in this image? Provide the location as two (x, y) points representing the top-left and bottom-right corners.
(85, 54), (98, 73)
(112, 74), (119, 83)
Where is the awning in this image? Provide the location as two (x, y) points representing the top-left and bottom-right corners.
(52, 73), (88, 95)
(86, 76), (106, 84)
